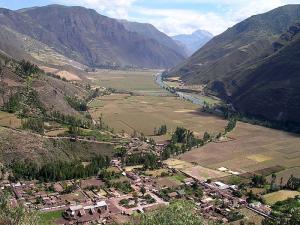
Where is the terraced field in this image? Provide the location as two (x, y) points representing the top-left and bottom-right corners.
(0, 111), (21, 128)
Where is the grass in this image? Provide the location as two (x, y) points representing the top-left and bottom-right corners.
(145, 169), (168, 177)
(80, 130), (112, 142)
(39, 210), (63, 224)
(263, 190), (300, 205)
(124, 165), (143, 172)
(169, 173), (187, 183)
(87, 69), (163, 92)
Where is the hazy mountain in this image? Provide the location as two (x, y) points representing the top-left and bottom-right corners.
(0, 5), (185, 69)
(120, 20), (186, 57)
(169, 4), (300, 127)
(172, 30), (213, 56)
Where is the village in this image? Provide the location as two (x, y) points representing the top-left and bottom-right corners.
(0, 136), (276, 225)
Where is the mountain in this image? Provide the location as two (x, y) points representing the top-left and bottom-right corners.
(230, 23), (300, 127)
(120, 20), (186, 57)
(0, 5), (185, 69)
(169, 4), (300, 128)
(0, 53), (87, 117)
(172, 30), (213, 56)
(170, 4), (300, 83)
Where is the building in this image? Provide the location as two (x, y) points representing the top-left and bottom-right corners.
(214, 182), (229, 190)
(63, 201), (108, 223)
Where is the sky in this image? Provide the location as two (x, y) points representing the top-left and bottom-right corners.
(0, 0), (299, 36)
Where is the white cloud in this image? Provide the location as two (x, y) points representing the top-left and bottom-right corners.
(58, 0), (300, 35)
(61, 0), (137, 18)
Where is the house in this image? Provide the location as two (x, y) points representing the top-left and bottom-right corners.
(214, 182), (229, 190)
(64, 201), (108, 223)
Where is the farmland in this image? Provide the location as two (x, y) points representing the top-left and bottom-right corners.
(88, 69), (300, 176)
(87, 69), (166, 95)
(180, 122), (300, 174)
(0, 111), (21, 128)
(263, 190), (300, 205)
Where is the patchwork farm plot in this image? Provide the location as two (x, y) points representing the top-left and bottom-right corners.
(180, 122), (300, 174)
(88, 69), (300, 176)
(89, 94), (226, 136)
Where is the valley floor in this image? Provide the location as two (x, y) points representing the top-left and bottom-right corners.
(88, 69), (300, 177)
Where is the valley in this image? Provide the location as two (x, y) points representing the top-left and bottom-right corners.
(0, 2), (299, 225)
(87, 69), (300, 175)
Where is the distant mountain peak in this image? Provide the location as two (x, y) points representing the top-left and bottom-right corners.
(172, 29), (213, 56)
(192, 30), (213, 37)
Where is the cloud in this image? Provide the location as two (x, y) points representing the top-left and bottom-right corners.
(61, 0), (137, 18)
(57, 0), (300, 35)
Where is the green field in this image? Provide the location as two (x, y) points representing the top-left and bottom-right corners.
(39, 210), (63, 224)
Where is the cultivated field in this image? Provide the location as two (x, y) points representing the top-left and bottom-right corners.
(87, 69), (166, 95)
(88, 69), (300, 175)
(180, 122), (300, 173)
(263, 190), (300, 205)
(89, 94), (226, 136)
(0, 111), (21, 128)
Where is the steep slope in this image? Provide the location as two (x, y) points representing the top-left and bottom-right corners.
(172, 30), (213, 56)
(120, 20), (186, 57)
(0, 126), (113, 164)
(0, 5), (185, 69)
(230, 23), (300, 127)
(170, 4), (300, 83)
(0, 54), (87, 116)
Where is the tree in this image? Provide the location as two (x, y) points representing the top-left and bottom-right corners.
(140, 186), (146, 196)
(156, 125), (167, 136)
(225, 117), (237, 133)
(251, 175), (266, 187)
(203, 132), (211, 143)
(0, 194), (46, 225)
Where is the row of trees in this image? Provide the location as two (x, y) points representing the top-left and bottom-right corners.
(251, 173), (300, 191)
(49, 111), (92, 129)
(125, 153), (160, 170)
(10, 156), (110, 182)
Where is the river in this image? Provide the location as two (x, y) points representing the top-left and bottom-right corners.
(155, 73), (207, 106)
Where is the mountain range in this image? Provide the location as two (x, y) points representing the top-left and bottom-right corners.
(172, 30), (213, 56)
(169, 4), (300, 129)
(0, 5), (186, 69)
